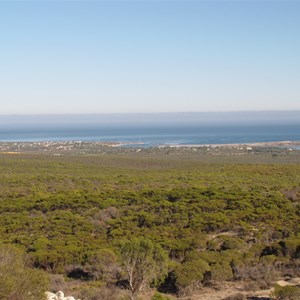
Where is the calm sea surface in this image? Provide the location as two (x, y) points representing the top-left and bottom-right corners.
(0, 123), (300, 148)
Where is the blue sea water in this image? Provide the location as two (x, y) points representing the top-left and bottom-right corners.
(0, 123), (300, 148)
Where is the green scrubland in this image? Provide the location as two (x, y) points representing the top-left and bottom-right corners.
(0, 151), (300, 299)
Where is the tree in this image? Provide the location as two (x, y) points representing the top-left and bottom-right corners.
(119, 238), (169, 300)
(0, 244), (49, 300)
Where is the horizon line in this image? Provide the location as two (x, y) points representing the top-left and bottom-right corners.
(1, 110), (300, 116)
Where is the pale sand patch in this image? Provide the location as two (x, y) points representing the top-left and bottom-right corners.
(141, 278), (300, 299)
(188, 278), (300, 300)
(276, 277), (300, 287)
(187, 286), (272, 300)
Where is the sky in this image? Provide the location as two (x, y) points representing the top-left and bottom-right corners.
(0, 0), (299, 115)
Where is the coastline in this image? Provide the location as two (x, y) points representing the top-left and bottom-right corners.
(0, 140), (299, 156)
(164, 140), (300, 148)
(0, 140), (300, 150)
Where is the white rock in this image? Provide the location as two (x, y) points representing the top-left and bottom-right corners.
(56, 291), (77, 300)
(45, 291), (58, 300)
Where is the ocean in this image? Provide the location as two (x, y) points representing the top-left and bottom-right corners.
(0, 123), (300, 148)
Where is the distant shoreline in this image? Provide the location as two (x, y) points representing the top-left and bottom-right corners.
(0, 140), (300, 151)
(0, 140), (300, 146)
(164, 140), (300, 148)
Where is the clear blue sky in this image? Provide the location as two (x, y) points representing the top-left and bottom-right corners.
(0, 0), (299, 114)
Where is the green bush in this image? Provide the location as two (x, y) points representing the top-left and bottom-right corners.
(271, 285), (300, 299)
(85, 248), (118, 282)
(119, 238), (169, 300)
(174, 252), (210, 293)
(151, 291), (171, 300)
(282, 239), (300, 258)
(0, 244), (49, 300)
(210, 261), (233, 282)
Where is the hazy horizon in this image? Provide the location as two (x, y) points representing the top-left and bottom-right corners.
(1, 111), (300, 127)
(1, 109), (300, 116)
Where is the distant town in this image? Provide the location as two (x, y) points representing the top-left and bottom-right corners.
(0, 140), (299, 157)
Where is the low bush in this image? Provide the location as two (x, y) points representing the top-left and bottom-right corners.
(271, 284), (300, 300)
(0, 244), (49, 300)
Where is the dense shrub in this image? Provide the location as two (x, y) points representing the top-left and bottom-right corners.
(0, 244), (49, 300)
(271, 285), (300, 299)
(174, 251), (210, 295)
(1, 154), (300, 298)
(119, 238), (169, 300)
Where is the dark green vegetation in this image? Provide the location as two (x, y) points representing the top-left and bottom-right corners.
(0, 151), (300, 299)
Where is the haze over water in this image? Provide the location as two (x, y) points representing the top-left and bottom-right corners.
(1, 112), (300, 147)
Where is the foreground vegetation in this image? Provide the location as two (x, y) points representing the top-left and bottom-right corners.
(0, 150), (300, 299)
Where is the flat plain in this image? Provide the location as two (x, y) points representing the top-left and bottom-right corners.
(1, 144), (300, 299)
